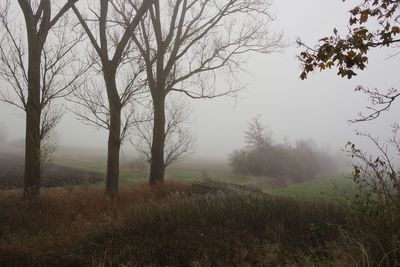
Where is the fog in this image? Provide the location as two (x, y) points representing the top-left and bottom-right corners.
(1, 0), (399, 162)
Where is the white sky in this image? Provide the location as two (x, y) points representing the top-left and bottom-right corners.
(1, 0), (399, 161)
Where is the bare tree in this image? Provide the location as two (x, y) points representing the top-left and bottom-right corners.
(123, 0), (282, 184)
(132, 97), (196, 170)
(345, 126), (400, 224)
(245, 115), (273, 150)
(69, 59), (148, 147)
(70, 0), (155, 197)
(0, 0), (85, 200)
(350, 86), (400, 123)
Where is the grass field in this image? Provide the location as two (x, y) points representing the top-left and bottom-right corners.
(52, 147), (355, 199)
(1, 148), (399, 266)
(53, 148), (247, 184)
(271, 176), (355, 200)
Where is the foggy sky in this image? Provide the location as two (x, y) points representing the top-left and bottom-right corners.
(1, 0), (399, 161)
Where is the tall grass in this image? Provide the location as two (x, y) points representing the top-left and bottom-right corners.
(1, 182), (398, 266)
(0, 183), (190, 266)
(85, 193), (347, 266)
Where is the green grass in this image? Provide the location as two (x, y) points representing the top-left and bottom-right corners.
(165, 168), (251, 184)
(53, 149), (239, 184)
(271, 176), (355, 200)
(165, 169), (203, 182)
(53, 148), (355, 200)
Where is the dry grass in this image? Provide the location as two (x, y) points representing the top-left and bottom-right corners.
(0, 182), (398, 266)
(82, 193), (348, 266)
(0, 182), (190, 265)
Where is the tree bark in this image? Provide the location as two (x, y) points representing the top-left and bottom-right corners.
(105, 103), (121, 198)
(23, 42), (42, 200)
(16, 0), (83, 200)
(70, 0), (156, 196)
(23, 94), (41, 199)
(104, 71), (122, 198)
(149, 92), (166, 184)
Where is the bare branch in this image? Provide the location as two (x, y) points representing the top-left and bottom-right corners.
(351, 86), (400, 123)
(132, 97), (196, 167)
(0, 0), (87, 124)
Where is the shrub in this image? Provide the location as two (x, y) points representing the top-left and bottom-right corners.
(343, 126), (400, 266)
(230, 117), (337, 182)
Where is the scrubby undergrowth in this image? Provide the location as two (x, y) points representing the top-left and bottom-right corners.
(0, 182), (398, 267)
(0, 183), (190, 266)
(86, 194), (348, 267)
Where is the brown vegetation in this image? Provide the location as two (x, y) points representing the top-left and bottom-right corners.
(0, 182), (190, 266)
(0, 181), (398, 266)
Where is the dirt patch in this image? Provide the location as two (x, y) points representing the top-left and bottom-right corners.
(0, 152), (103, 189)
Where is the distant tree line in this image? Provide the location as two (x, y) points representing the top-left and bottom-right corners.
(230, 117), (337, 182)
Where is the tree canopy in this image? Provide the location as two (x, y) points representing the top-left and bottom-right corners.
(298, 0), (400, 122)
(299, 0), (400, 80)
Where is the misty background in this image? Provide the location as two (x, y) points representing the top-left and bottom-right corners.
(0, 0), (398, 162)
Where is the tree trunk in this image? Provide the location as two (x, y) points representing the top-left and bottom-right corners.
(24, 103), (41, 199)
(104, 72), (122, 198)
(105, 103), (121, 198)
(23, 45), (42, 200)
(149, 93), (166, 184)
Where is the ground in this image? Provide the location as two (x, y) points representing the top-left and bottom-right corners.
(2, 148), (395, 267)
(0, 151), (103, 189)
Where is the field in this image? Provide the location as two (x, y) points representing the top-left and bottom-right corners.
(52, 147), (254, 186)
(0, 148), (398, 266)
(271, 176), (355, 199)
(53, 148), (355, 199)
(0, 150), (103, 189)
(0, 181), (352, 267)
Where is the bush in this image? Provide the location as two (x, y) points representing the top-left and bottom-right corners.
(343, 126), (400, 266)
(230, 117), (337, 182)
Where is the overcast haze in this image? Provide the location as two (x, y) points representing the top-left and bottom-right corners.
(1, 0), (399, 161)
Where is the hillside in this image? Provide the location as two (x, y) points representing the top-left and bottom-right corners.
(0, 151), (103, 189)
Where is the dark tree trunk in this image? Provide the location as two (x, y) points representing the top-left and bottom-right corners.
(17, 0), (82, 200)
(23, 44), (42, 200)
(105, 103), (121, 198)
(23, 98), (41, 199)
(149, 93), (166, 184)
(104, 72), (122, 198)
